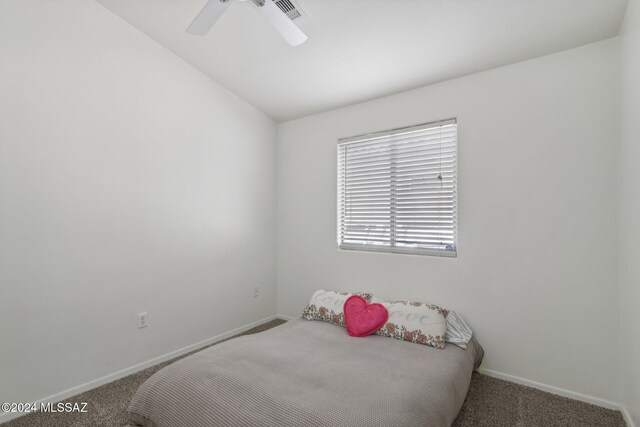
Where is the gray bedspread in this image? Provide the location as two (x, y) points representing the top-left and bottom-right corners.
(129, 318), (483, 427)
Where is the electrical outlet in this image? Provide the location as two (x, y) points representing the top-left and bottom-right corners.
(253, 286), (260, 298)
(138, 312), (148, 329)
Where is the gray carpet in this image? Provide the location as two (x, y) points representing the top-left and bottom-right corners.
(2, 319), (626, 427)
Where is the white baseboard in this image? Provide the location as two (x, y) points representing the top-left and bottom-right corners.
(276, 313), (294, 321)
(621, 406), (637, 427)
(0, 315), (278, 425)
(477, 367), (635, 426)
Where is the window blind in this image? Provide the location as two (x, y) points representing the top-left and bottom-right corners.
(337, 119), (457, 257)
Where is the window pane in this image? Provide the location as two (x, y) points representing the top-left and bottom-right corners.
(337, 119), (457, 257)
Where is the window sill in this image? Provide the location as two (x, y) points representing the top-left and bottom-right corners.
(337, 244), (457, 258)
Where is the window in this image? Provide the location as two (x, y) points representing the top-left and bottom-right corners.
(337, 119), (457, 257)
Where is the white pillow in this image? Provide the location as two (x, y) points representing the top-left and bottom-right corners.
(443, 311), (474, 349)
(302, 289), (373, 327)
(372, 297), (474, 349)
(371, 297), (448, 349)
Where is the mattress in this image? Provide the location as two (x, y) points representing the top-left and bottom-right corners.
(129, 318), (483, 427)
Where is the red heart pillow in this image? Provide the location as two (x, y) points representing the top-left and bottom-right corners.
(343, 295), (389, 337)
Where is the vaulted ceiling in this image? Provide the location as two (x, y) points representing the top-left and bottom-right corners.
(97, 0), (629, 121)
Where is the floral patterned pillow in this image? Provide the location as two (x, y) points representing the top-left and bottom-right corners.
(371, 297), (448, 349)
(302, 290), (373, 327)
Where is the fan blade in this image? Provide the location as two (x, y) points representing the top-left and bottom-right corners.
(250, 0), (307, 46)
(186, 0), (230, 35)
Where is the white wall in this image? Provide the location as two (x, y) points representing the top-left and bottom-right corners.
(0, 0), (277, 406)
(0, 0), (630, 418)
(277, 39), (621, 403)
(620, 0), (640, 424)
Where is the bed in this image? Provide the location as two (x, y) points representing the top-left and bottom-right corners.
(128, 318), (483, 427)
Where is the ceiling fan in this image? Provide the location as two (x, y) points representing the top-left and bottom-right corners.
(186, 0), (307, 46)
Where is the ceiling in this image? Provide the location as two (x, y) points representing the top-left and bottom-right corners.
(96, 0), (628, 122)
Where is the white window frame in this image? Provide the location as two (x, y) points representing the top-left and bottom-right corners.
(337, 118), (457, 257)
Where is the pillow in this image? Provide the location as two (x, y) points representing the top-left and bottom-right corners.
(343, 295), (389, 337)
(371, 297), (448, 349)
(443, 311), (474, 349)
(302, 290), (373, 327)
